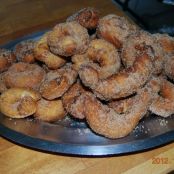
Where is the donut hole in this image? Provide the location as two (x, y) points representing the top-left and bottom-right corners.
(93, 59), (102, 67)
(88, 29), (96, 36)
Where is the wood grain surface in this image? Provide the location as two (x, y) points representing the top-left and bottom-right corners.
(0, 0), (174, 174)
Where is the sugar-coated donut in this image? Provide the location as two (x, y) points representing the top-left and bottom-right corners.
(0, 88), (40, 118)
(34, 33), (66, 69)
(40, 63), (77, 100)
(121, 31), (164, 75)
(14, 40), (35, 63)
(97, 14), (137, 48)
(72, 39), (121, 79)
(47, 21), (90, 57)
(0, 48), (16, 72)
(4, 62), (45, 90)
(84, 84), (153, 138)
(79, 53), (153, 100)
(35, 98), (66, 122)
(67, 7), (99, 29)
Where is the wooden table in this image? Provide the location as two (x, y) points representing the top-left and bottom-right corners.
(0, 0), (174, 174)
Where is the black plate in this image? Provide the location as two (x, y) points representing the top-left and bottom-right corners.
(0, 31), (174, 156)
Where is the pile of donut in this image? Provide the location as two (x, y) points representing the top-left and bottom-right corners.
(0, 8), (174, 139)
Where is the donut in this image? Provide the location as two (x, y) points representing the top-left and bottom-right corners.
(121, 31), (164, 75)
(14, 40), (35, 63)
(34, 98), (66, 122)
(79, 53), (153, 100)
(67, 7), (99, 29)
(108, 76), (160, 113)
(34, 33), (66, 69)
(72, 39), (121, 79)
(0, 48), (16, 72)
(0, 73), (7, 93)
(0, 88), (40, 118)
(47, 21), (90, 57)
(149, 77), (174, 117)
(97, 14), (137, 48)
(164, 55), (174, 81)
(40, 63), (77, 100)
(62, 82), (86, 119)
(83, 84), (153, 138)
(3, 62), (45, 90)
(87, 39), (121, 78)
(154, 33), (174, 54)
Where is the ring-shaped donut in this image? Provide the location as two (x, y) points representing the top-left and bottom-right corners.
(97, 14), (137, 48)
(83, 84), (152, 138)
(0, 88), (40, 118)
(47, 21), (90, 57)
(121, 31), (164, 75)
(3, 62), (46, 90)
(40, 63), (77, 100)
(72, 39), (121, 79)
(34, 33), (66, 69)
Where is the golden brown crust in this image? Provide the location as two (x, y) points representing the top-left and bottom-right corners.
(67, 7), (99, 29)
(47, 21), (90, 57)
(34, 33), (66, 69)
(0, 88), (40, 118)
(0, 49), (16, 72)
(35, 98), (66, 122)
(3, 62), (46, 90)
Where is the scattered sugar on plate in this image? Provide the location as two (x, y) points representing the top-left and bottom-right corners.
(158, 118), (168, 126)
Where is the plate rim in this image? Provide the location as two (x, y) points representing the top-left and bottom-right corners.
(1, 124), (174, 156)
